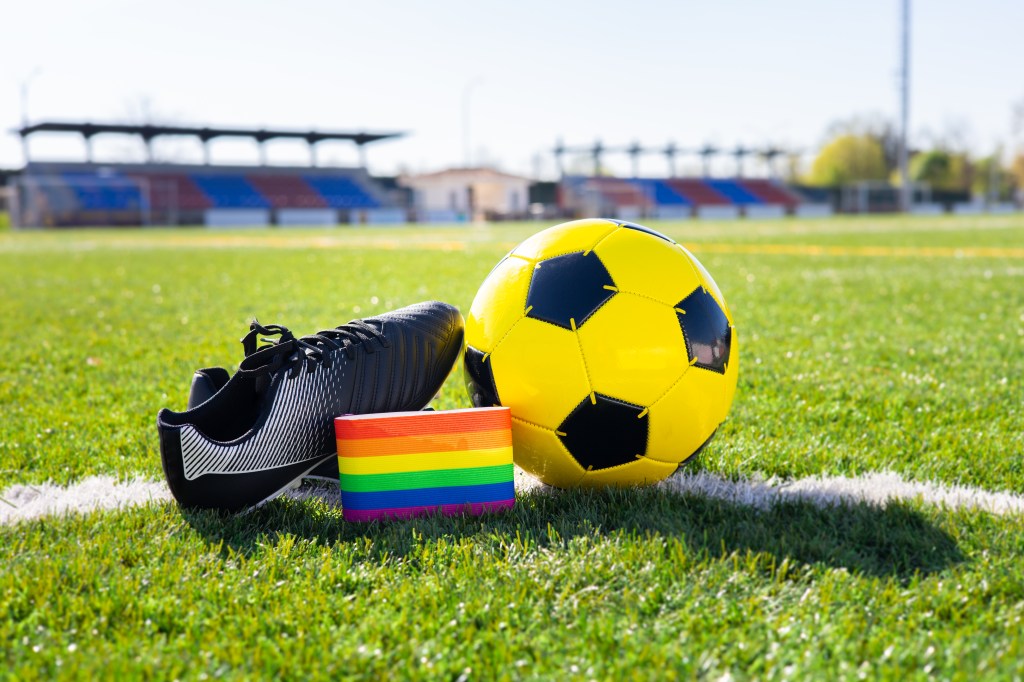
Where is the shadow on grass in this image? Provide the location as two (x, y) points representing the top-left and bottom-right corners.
(181, 482), (964, 581)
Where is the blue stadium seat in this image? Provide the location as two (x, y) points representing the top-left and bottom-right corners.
(631, 179), (690, 205)
(703, 179), (764, 205)
(304, 176), (380, 209)
(191, 175), (271, 208)
(62, 173), (143, 210)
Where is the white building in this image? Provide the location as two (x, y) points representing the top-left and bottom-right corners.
(401, 167), (531, 222)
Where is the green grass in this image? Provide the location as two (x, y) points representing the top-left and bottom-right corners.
(1, 215), (1023, 679)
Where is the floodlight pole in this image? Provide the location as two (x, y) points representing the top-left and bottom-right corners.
(898, 0), (911, 212)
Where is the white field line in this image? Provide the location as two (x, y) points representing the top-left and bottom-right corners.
(653, 471), (1024, 515)
(2, 469), (1024, 526)
(0, 477), (172, 525)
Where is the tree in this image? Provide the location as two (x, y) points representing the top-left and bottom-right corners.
(824, 115), (901, 175)
(894, 150), (972, 191)
(972, 155), (1015, 202)
(947, 153), (973, 192)
(911, 150), (952, 187)
(807, 134), (888, 187)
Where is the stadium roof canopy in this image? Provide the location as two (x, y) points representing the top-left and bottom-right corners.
(16, 121), (405, 166)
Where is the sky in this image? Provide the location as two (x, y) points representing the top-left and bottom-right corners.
(1, 0), (1021, 179)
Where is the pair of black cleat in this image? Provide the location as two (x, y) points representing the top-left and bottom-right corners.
(157, 302), (465, 512)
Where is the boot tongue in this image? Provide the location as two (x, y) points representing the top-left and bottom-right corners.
(254, 373), (272, 396)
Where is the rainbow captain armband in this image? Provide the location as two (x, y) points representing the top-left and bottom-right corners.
(334, 407), (515, 522)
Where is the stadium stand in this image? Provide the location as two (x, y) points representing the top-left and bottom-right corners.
(556, 176), (813, 219)
(9, 121), (407, 227)
(14, 162), (395, 227)
(12, 163), (815, 226)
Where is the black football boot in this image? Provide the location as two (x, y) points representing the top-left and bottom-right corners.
(157, 301), (464, 512)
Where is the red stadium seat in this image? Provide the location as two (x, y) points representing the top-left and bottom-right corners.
(246, 175), (327, 209)
(738, 179), (802, 207)
(664, 179), (731, 206)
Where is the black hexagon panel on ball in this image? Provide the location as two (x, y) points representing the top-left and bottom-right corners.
(526, 251), (616, 330)
(675, 287), (732, 374)
(557, 393), (650, 470)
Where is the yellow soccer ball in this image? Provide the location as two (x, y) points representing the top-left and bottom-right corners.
(464, 219), (738, 487)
